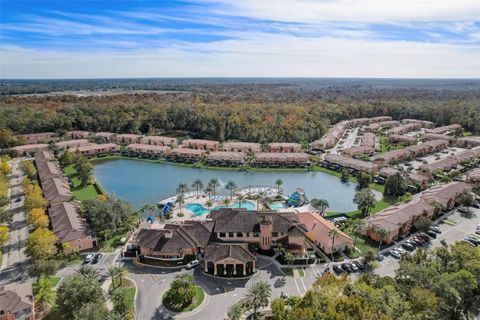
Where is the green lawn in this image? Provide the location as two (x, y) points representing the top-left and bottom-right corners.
(64, 164), (101, 201)
(47, 276), (62, 288)
(110, 279), (136, 312)
(280, 268), (294, 276)
(99, 232), (128, 252)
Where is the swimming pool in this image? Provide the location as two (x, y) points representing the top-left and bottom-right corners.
(185, 200), (256, 216)
(268, 201), (290, 211)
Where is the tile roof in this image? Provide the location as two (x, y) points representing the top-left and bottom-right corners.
(296, 212), (353, 252)
(49, 201), (94, 243)
(386, 123), (422, 135)
(42, 177), (72, 204)
(429, 124), (462, 134)
(207, 151), (246, 162)
(204, 243), (256, 263)
(324, 153), (377, 171)
(0, 281), (33, 317)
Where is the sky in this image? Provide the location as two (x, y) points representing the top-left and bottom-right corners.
(1, 0), (480, 79)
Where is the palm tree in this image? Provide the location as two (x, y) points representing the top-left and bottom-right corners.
(225, 180), (237, 200)
(329, 229), (339, 261)
(107, 267), (120, 289)
(111, 289), (129, 315)
(227, 303), (244, 320)
(191, 179), (204, 198)
(236, 194), (245, 208)
(208, 178), (220, 197)
(176, 194), (185, 214)
(256, 191), (266, 210)
(350, 219), (363, 249)
(274, 179), (283, 195)
(223, 198), (232, 208)
(33, 275), (55, 312)
(374, 227), (389, 250)
(205, 185), (214, 201)
(244, 281), (272, 319)
(311, 198), (329, 214)
(284, 252), (295, 267)
(76, 265), (99, 281)
(176, 183), (189, 196)
(205, 199), (214, 209)
(115, 266), (128, 286)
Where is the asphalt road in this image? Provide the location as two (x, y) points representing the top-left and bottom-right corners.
(0, 158), (30, 285)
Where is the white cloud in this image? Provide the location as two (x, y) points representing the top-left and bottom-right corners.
(202, 0), (480, 23)
(1, 34), (479, 78)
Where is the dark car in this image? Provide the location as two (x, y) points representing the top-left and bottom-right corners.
(417, 233), (430, 241)
(426, 231), (437, 239)
(472, 203), (480, 209)
(341, 263), (352, 273)
(467, 236), (479, 245)
(458, 207), (469, 214)
(92, 253), (102, 264)
(15, 197), (22, 203)
(353, 260), (365, 270)
(332, 265), (343, 274)
(376, 254), (384, 262)
(401, 242), (415, 251)
(440, 239), (447, 246)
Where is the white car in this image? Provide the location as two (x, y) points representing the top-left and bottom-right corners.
(84, 253), (95, 264)
(186, 260), (199, 269)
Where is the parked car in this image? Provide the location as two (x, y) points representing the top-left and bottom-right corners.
(462, 239), (477, 247)
(349, 263), (359, 272)
(84, 253), (95, 264)
(280, 292), (289, 299)
(332, 265), (343, 274)
(426, 231), (437, 238)
(390, 250), (401, 259)
(376, 255), (384, 262)
(458, 207), (469, 214)
(429, 226), (441, 234)
(341, 263), (352, 273)
(353, 260), (365, 270)
(401, 242), (415, 251)
(92, 253), (102, 264)
(472, 203), (480, 209)
(15, 197), (22, 203)
(467, 236), (479, 245)
(440, 239), (447, 246)
(186, 260), (200, 269)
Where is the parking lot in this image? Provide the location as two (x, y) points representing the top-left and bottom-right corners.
(374, 206), (480, 277)
(397, 147), (466, 171)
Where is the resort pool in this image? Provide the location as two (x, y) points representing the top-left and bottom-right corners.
(268, 202), (290, 211)
(185, 200), (256, 216)
(94, 159), (366, 211)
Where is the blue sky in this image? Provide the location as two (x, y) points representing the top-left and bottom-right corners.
(1, 0), (480, 78)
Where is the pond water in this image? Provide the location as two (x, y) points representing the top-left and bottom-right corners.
(93, 159), (362, 212)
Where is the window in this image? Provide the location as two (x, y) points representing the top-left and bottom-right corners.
(219, 232), (225, 238)
(272, 232), (278, 237)
(237, 232), (243, 237)
(246, 232), (250, 237)
(253, 232), (259, 237)
(229, 232), (234, 238)
(78, 245), (81, 249)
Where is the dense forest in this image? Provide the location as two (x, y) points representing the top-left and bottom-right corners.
(1, 79), (479, 143)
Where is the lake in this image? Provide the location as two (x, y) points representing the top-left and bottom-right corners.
(93, 159), (362, 212)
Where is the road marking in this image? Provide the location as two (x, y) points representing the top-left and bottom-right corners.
(293, 278), (301, 294)
(300, 276), (307, 293)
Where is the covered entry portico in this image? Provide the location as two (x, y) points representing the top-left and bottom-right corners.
(204, 243), (256, 277)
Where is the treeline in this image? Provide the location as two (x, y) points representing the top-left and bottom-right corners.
(1, 88), (479, 142)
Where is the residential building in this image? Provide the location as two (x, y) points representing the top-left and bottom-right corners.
(378, 167), (429, 191)
(127, 143), (171, 156)
(466, 168), (480, 183)
(341, 132), (375, 157)
(181, 139), (220, 151)
(49, 201), (97, 253)
(268, 142), (302, 153)
(429, 124), (463, 135)
(222, 142), (262, 153)
(15, 132), (55, 144)
(0, 281), (34, 320)
(386, 123), (422, 135)
(36, 159), (63, 182)
(401, 119), (434, 128)
(323, 154), (377, 172)
(456, 136), (480, 149)
(140, 136), (177, 147)
(363, 181), (471, 244)
(169, 148), (205, 162)
(207, 151), (245, 166)
(41, 177), (72, 205)
(388, 134), (417, 146)
(422, 133), (454, 143)
(365, 120), (399, 132)
(254, 152), (309, 167)
(54, 139), (90, 150)
(66, 131), (90, 139)
(296, 211), (353, 254)
(115, 134), (142, 144)
(12, 144), (48, 156)
(418, 147), (480, 177)
(74, 143), (117, 156)
(94, 132), (115, 141)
